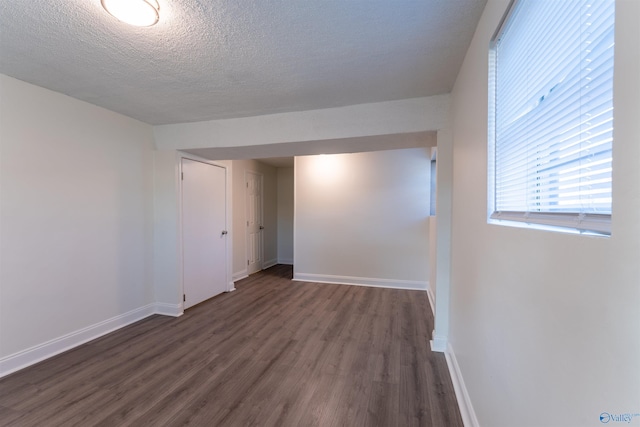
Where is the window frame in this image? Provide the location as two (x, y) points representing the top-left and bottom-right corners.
(487, 0), (614, 236)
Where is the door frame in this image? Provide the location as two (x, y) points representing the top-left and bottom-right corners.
(177, 152), (234, 313)
(245, 170), (264, 275)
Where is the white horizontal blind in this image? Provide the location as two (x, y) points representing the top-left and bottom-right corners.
(491, 0), (615, 234)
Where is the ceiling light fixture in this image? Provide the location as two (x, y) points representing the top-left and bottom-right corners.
(101, 0), (160, 27)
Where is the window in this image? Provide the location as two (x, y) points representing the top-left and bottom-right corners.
(489, 0), (615, 235)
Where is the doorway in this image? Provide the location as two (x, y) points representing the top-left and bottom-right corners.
(181, 158), (228, 309)
(246, 171), (263, 275)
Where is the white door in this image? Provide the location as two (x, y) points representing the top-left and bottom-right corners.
(246, 171), (263, 275)
(182, 159), (227, 309)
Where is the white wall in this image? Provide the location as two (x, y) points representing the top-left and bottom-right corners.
(428, 216), (437, 301)
(428, 147), (438, 302)
(448, 1), (640, 426)
(0, 75), (155, 371)
(231, 159), (278, 280)
(431, 129), (453, 352)
(294, 148), (430, 289)
(153, 150), (181, 308)
(276, 167), (294, 265)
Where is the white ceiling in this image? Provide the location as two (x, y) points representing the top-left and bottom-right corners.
(0, 0), (486, 126)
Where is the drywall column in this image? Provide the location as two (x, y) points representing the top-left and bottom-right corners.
(431, 129), (453, 352)
(152, 150), (183, 315)
(276, 167), (294, 265)
(428, 147), (438, 303)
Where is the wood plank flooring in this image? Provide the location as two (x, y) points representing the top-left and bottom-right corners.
(0, 265), (463, 426)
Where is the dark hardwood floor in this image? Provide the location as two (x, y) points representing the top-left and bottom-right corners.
(0, 265), (463, 426)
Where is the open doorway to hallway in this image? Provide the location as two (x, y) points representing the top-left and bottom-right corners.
(230, 158), (294, 282)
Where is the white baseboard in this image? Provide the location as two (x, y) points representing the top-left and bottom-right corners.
(233, 269), (248, 282)
(430, 332), (448, 352)
(263, 258), (278, 269)
(277, 258), (293, 265)
(293, 273), (428, 291)
(426, 282), (435, 315)
(445, 343), (480, 427)
(226, 281), (236, 292)
(0, 303), (157, 378)
(0, 302), (187, 378)
(154, 302), (183, 317)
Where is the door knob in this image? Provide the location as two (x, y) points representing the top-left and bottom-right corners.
(259, 226), (264, 230)
(221, 230), (228, 235)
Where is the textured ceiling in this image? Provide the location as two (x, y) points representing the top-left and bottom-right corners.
(0, 0), (486, 125)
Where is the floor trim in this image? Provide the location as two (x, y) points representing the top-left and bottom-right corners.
(154, 302), (183, 317)
(263, 258), (278, 269)
(232, 269), (248, 282)
(293, 272), (428, 291)
(430, 332), (448, 352)
(426, 283), (435, 315)
(445, 342), (480, 427)
(0, 303), (178, 378)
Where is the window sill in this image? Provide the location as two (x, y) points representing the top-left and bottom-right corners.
(489, 211), (611, 236)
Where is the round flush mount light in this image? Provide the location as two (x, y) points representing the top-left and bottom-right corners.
(101, 0), (160, 27)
